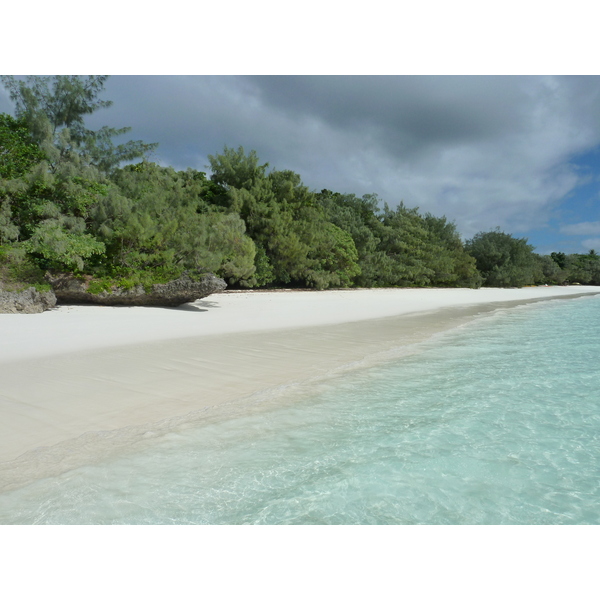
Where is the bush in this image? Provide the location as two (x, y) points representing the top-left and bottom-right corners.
(0, 244), (51, 291)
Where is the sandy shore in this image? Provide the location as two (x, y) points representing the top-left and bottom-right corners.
(1, 286), (599, 490)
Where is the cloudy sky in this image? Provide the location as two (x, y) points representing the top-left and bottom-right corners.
(2, 75), (600, 254)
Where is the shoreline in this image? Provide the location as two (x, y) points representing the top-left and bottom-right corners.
(1, 286), (599, 491)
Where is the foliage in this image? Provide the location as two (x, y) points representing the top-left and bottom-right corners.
(535, 254), (567, 285)
(90, 162), (257, 285)
(1, 162), (110, 240)
(208, 146), (269, 191)
(3, 76), (593, 296)
(317, 190), (481, 288)
(317, 190), (388, 286)
(0, 113), (45, 179)
(306, 222), (361, 287)
(465, 229), (538, 287)
(84, 268), (204, 296)
(0, 76), (156, 174)
(209, 148), (362, 289)
(0, 244), (50, 291)
(0, 194), (19, 243)
(421, 213), (482, 288)
(560, 251), (600, 285)
(22, 217), (106, 272)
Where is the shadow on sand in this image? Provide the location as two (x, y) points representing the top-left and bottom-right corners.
(163, 299), (221, 312)
(53, 298), (222, 313)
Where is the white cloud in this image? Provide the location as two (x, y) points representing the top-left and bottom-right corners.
(581, 238), (600, 250)
(560, 221), (600, 235)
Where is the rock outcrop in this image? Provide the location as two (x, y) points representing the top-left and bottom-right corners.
(46, 271), (227, 307)
(0, 286), (57, 314)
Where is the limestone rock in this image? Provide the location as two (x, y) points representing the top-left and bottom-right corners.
(46, 271), (227, 306)
(0, 286), (57, 314)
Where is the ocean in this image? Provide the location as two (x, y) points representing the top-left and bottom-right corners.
(1, 293), (599, 525)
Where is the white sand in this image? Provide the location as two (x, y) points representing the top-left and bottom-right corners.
(1, 286), (599, 489)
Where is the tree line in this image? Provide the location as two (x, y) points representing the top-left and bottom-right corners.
(1, 76), (598, 293)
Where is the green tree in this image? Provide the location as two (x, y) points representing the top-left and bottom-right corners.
(304, 222), (361, 288)
(562, 251), (600, 285)
(0, 196), (19, 243)
(209, 148), (361, 289)
(377, 203), (436, 286)
(317, 190), (481, 288)
(0, 76), (159, 277)
(23, 216), (105, 271)
(465, 229), (538, 287)
(550, 251), (567, 269)
(535, 254), (567, 285)
(91, 162), (257, 285)
(421, 213), (481, 287)
(0, 76), (156, 173)
(0, 113), (45, 179)
(0, 161), (109, 241)
(317, 190), (390, 287)
(208, 145), (269, 191)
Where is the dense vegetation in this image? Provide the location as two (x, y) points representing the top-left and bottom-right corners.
(1, 76), (598, 293)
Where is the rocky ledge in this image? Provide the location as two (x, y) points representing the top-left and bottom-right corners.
(0, 286), (57, 314)
(45, 271), (227, 307)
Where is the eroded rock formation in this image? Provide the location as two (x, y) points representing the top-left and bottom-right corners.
(46, 271), (227, 307)
(0, 286), (57, 314)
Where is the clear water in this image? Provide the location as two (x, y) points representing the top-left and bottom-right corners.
(1, 295), (599, 525)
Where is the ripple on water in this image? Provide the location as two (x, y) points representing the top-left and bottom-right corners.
(1, 295), (600, 524)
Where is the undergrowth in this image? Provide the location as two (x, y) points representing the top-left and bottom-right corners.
(0, 245), (52, 292)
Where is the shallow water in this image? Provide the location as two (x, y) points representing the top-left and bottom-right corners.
(1, 294), (599, 524)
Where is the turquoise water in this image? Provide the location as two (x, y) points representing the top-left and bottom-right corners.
(1, 294), (600, 524)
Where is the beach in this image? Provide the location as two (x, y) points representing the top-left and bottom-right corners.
(1, 285), (599, 491)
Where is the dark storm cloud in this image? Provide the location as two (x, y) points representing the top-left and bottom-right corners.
(247, 76), (528, 153)
(88, 76), (288, 170)
(90, 76), (535, 169)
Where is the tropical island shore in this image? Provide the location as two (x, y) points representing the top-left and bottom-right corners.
(1, 285), (599, 491)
